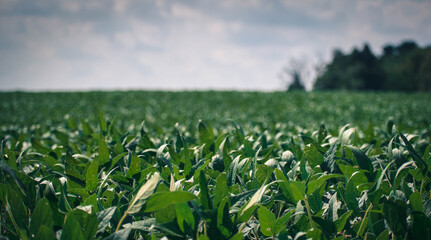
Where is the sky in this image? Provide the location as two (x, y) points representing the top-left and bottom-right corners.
(0, 0), (430, 91)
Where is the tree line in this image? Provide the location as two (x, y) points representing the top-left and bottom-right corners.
(286, 41), (431, 92)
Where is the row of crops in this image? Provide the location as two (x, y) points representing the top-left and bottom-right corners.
(0, 91), (430, 239)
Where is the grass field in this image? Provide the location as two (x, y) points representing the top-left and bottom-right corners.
(0, 91), (430, 239)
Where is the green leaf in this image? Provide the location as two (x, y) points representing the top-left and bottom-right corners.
(96, 207), (116, 234)
(312, 216), (337, 238)
(383, 198), (408, 237)
(274, 210), (294, 234)
(140, 123), (156, 149)
(81, 211), (98, 240)
(302, 144), (324, 168)
(368, 161), (394, 202)
(30, 198), (54, 236)
(344, 174), (360, 216)
(227, 156), (240, 186)
(198, 120), (214, 144)
(126, 153), (141, 177)
(86, 158), (99, 191)
(35, 225), (56, 240)
(258, 206), (276, 236)
(217, 197), (233, 237)
(61, 213), (85, 240)
(198, 235), (210, 240)
(214, 173), (228, 207)
(376, 229), (389, 240)
(0, 161), (28, 198)
(307, 173), (344, 195)
(275, 169), (305, 204)
(59, 182), (73, 213)
(98, 110), (107, 133)
(155, 204), (176, 223)
(127, 173), (161, 214)
(105, 228), (132, 240)
(98, 137), (110, 165)
(306, 228), (323, 239)
(122, 219), (155, 232)
(109, 152), (127, 170)
(145, 191), (197, 212)
(199, 171), (212, 210)
(229, 233), (243, 240)
(348, 146), (375, 180)
(399, 133), (427, 170)
(409, 191), (424, 212)
(409, 212), (431, 240)
(394, 161), (415, 188)
(334, 210), (352, 233)
(5, 193), (28, 235)
(238, 182), (270, 222)
(176, 202), (195, 233)
(116, 172), (161, 231)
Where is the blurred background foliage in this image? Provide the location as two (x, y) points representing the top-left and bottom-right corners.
(313, 41), (431, 92)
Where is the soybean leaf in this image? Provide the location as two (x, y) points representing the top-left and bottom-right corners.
(348, 146), (375, 180)
(116, 173), (161, 231)
(30, 198), (54, 236)
(274, 210), (294, 234)
(35, 225), (56, 240)
(409, 191), (424, 212)
(238, 182), (273, 222)
(0, 161), (28, 198)
(98, 137), (110, 165)
(258, 206), (276, 236)
(60, 213), (84, 240)
(344, 174), (360, 216)
(198, 120), (214, 144)
(127, 173), (161, 214)
(176, 202), (195, 234)
(399, 133), (427, 170)
(409, 212), (431, 240)
(227, 156), (240, 186)
(105, 228), (132, 240)
(214, 173), (228, 207)
(86, 158), (99, 191)
(217, 197), (233, 237)
(307, 173), (344, 195)
(96, 207), (116, 234)
(302, 144), (324, 168)
(275, 169), (305, 204)
(145, 191), (197, 212)
(199, 171), (211, 210)
(126, 153), (141, 177)
(154, 204), (176, 223)
(312, 216), (337, 238)
(376, 229), (389, 240)
(334, 210), (352, 233)
(383, 198), (408, 237)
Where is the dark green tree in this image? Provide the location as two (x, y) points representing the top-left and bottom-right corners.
(314, 41), (430, 92)
(280, 58), (306, 91)
(288, 71), (305, 91)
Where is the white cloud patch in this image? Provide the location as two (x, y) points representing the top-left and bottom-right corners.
(0, 0), (430, 91)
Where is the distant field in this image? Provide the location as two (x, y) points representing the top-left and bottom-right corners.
(0, 91), (430, 239)
(1, 91), (430, 132)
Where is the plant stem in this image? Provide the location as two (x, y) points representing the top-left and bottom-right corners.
(304, 196), (314, 228)
(116, 213), (127, 232)
(420, 178), (425, 196)
(357, 203), (373, 238)
(238, 214), (254, 234)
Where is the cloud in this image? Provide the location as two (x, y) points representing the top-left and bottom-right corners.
(0, 0), (430, 91)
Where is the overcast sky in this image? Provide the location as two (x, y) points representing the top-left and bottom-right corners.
(1, 0), (430, 91)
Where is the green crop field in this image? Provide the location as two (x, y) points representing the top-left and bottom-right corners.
(0, 91), (431, 239)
